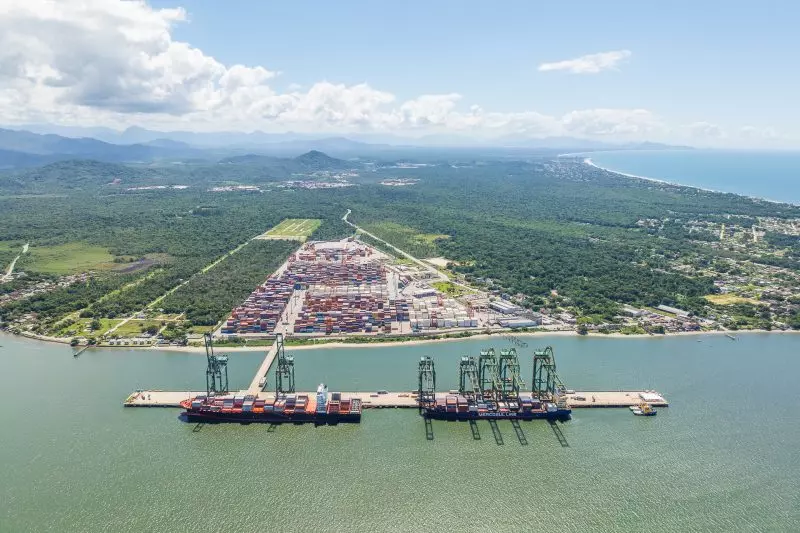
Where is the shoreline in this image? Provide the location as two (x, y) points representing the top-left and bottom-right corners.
(583, 157), (722, 194)
(576, 154), (796, 207)
(4, 328), (797, 354)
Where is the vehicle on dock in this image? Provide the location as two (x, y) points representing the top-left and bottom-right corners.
(630, 402), (657, 416)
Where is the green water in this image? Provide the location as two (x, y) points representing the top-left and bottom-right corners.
(1, 333), (799, 532)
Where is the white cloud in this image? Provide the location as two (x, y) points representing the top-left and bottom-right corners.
(538, 50), (632, 74)
(0, 0), (655, 139)
(0, 1), (783, 147)
(687, 121), (725, 139)
(562, 109), (662, 136)
(739, 125), (779, 141)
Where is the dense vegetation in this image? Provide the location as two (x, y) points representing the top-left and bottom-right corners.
(2, 154), (800, 332)
(160, 240), (299, 325)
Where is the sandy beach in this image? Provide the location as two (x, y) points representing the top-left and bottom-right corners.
(65, 328), (796, 354)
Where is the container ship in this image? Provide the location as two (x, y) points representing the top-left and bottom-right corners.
(180, 384), (361, 424)
(421, 393), (571, 422)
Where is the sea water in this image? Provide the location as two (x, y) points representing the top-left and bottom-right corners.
(1, 332), (799, 532)
(586, 149), (800, 205)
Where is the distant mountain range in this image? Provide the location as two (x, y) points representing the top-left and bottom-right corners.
(0, 125), (692, 169)
(0, 150), (356, 193)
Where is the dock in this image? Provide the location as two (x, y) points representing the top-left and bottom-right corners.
(124, 338), (668, 413)
(124, 389), (668, 409)
(246, 342), (279, 394)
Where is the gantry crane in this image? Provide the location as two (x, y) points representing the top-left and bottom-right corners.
(203, 333), (229, 396)
(417, 356), (436, 412)
(274, 333), (295, 395)
(458, 356), (480, 401)
(478, 348), (502, 402)
(532, 346), (567, 407)
(498, 348), (525, 401)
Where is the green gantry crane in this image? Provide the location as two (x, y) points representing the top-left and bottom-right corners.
(417, 356), (436, 411)
(478, 348), (502, 403)
(204, 333), (229, 396)
(532, 346), (567, 406)
(498, 348), (525, 401)
(274, 333), (295, 395)
(458, 356), (480, 400)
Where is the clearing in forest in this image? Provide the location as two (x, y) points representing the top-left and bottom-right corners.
(360, 221), (449, 258)
(256, 218), (321, 241)
(22, 242), (116, 275)
(704, 294), (760, 305)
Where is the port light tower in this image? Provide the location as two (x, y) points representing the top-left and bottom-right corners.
(203, 333), (229, 396)
(274, 333), (295, 395)
(417, 356), (436, 411)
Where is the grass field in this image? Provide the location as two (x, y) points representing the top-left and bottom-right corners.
(55, 318), (122, 337)
(111, 320), (165, 337)
(704, 294), (760, 305)
(257, 218), (321, 241)
(361, 222), (450, 258)
(23, 242), (115, 275)
(431, 281), (470, 297)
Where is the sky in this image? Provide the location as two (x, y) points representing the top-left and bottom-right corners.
(1, 0), (799, 147)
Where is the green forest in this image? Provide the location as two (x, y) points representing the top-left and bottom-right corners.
(2, 155), (800, 334)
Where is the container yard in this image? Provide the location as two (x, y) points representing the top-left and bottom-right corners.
(220, 239), (420, 337)
(217, 238), (572, 340)
(408, 294), (478, 331)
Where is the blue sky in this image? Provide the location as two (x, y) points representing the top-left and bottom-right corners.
(3, 0), (799, 146)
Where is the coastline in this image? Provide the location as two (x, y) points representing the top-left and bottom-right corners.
(4, 328), (797, 354)
(583, 157), (721, 194)
(576, 153), (796, 206)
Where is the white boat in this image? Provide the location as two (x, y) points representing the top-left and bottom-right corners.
(630, 402), (657, 416)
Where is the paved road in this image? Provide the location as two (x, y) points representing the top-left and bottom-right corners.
(343, 209), (475, 293)
(1, 242), (29, 283)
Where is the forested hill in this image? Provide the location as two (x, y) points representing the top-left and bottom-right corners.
(293, 150), (352, 170)
(0, 150), (356, 193)
(219, 150), (354, 171)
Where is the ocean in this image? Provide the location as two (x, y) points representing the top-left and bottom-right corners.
(2, 332), (800, 532)
(583, 149), (800, 205)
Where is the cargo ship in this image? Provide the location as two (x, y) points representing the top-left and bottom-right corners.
(180, 384), (361, 424)
(421, 393), (571, 422)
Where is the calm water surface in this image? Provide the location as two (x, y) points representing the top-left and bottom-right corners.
(1, 333), (799, 532)
(586, 149), (800, 205)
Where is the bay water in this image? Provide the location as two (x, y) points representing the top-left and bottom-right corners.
(1, 332), (799, 532)
(585, 150), (800, 205)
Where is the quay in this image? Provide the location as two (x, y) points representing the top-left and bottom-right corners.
(124, 389), (668, 409)
(123, 337), (669, 414)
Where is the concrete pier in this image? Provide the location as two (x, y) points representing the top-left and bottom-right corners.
(246, 343), (279, 394)
(124, 389), (668, 409)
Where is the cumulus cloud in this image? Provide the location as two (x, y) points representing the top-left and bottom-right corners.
(538, 50), (632, 74)
(562, 109), (662, 136)
(739, 125), (779, 141)
(687, 121), (725, 139)
(0, 2), (677, 142)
